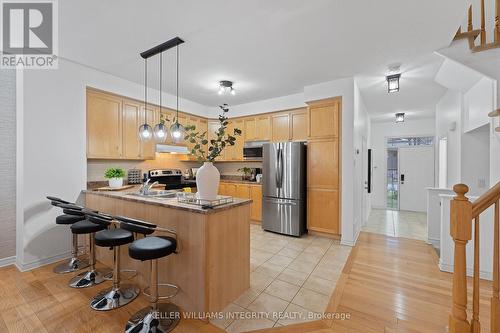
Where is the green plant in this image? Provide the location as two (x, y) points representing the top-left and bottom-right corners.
(104, 168), (125, 179)
(184, 104), (242, 162)
(238, 167), (252, 176)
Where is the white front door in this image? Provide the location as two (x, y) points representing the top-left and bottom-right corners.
(399, 146), (435, 212)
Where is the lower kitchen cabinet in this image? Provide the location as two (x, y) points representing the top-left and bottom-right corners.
(219, 182), (262, 222)
(307, 188), (339, 235)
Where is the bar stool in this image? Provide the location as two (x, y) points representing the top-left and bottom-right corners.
(87, 212), (140, 311)
(118, 217), (180, 333)
(60, 205), (110, 288)
(46, 196), (89, 273)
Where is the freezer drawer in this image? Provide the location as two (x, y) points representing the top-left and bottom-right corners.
(262, 197), (306, 237)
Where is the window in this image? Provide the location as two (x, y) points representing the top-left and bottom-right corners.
(386, 136), (434, 148)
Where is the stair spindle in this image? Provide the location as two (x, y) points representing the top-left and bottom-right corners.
(492, 201), (500, 332)
(449, 184), (472, 333)
(469, 5), (474, 32)
(481, 0), (486, 45)
(471, 216), (480, 333)
(496, 0), (500, 42)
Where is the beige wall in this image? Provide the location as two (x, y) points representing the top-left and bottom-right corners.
(0, 69), (16, 261)
(87, 153), (263, 181)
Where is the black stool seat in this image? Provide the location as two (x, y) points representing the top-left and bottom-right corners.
(71, 220), (106, 234)
(129, 236), (176, 261)
(56, 214), (85, 225)
(95, 229), (134, 247)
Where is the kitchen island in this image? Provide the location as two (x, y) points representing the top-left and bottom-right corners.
(83, 188), (251, 314)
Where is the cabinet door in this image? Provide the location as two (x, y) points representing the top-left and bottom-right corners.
(271, 113), (290, 142)
(308, 99), (340, 139)
(250, 185), (262, 222)
(219, 183), (227, 195)
(307, 189), (339, 235)
(185, 116), (199, 157)
(122, 99), (142, 159)
(225, 121), (235, 160)
(233, 119), (244, 160)
(208, 121), (225, 161)
(160, 109), (174, 144)
(198, 118), (208, 153)
(244, 118), (256, 141)
(87, 91), (123, 158)
(235, 184), (250, 199)
(225, 184), (237, 197)
(140, 105), (159, 159)
(291, 109), (308, 141)
(307, 139), (339, 189)
(256, 116), (271, 140)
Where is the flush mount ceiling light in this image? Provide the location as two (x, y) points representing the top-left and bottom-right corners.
(395, 112), (405, 123)
(139, 37), (185, 143)
(386, 73), (401, 93)
(218, 80), (236, 95)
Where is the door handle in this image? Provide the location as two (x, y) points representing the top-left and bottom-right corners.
(400, 174), (405, 184)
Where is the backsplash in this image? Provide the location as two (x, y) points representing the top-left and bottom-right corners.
(87, 154), (262, 181)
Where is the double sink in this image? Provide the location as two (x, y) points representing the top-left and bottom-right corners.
(128, 189), (180, 199)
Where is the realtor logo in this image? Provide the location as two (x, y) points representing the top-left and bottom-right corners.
(1, 0), (58, 69)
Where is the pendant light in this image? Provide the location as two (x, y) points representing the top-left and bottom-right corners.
(153, 52), (168, 142)
(170, 44), (185, 143)
(138, 58), (153, 141)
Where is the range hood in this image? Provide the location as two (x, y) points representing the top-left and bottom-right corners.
(156, 144), (189, 154)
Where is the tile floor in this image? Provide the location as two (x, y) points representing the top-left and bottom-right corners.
(361, 208), (427, 241)
(211, 224), (351, 332)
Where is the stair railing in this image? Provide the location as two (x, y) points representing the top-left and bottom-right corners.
(449, 181), (500, 333)
(454, 0), (500, 51)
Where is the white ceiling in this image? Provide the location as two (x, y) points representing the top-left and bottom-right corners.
(356, 53), (447, 122)
(59, 0), (467, 108)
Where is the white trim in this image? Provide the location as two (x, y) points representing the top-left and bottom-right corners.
(0, 256), (16, 268)
(426, 237), (440, 249)
(439, 261), (492, 281)
(341, 228), (359, 247)
(15, 251), (71, 272)
(15, 68), (24, 266)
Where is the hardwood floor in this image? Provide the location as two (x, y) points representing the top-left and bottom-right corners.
(0, 232), (493, 332)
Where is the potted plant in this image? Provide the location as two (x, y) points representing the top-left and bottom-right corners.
(238, 167), (252, 181)
(104, 168), (125, 188)
(184, 104), (241, 200)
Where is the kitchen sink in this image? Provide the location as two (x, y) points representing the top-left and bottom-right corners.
(127, 190), (179, 199)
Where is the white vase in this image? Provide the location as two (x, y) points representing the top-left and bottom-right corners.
(108, 178), (123, 188)
(196, 162), (220, 200)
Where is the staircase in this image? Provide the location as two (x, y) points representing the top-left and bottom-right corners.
(448, 182), (500, 333)
(453, 0), (500, 52)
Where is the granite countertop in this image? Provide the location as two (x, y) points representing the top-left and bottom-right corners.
(83, 186), (252, 214)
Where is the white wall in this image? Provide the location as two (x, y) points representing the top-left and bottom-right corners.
(0, 69), (16, 265)
(370, 118), (436, 209)
(17, 58), (209, 270)
(463, 77), (496, 132)
(461, 125), (490, 196)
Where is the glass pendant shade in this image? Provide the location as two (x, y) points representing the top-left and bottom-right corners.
(170, 122), (185, 143)
(153, 123), (168, 142)
(138, 123), (153, 141)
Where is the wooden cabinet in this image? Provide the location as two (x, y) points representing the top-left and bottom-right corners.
(250, 185), (262, 222)
(244, 118), (256, 141)
(307, 139), (339, 189)
(233, 119), (244, 160)
(208, 121), (225, 161)
(290, 109), (308, 141)
(307, 189), (339, 235)
(271, 113), (290, 142)
(122, 99), (142, 159)
(256, 116), (271, 140)
(308, 98), (340, 139)
(236, 184), (250, 199)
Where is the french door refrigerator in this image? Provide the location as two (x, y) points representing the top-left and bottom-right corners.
(262, 142), (307, 236)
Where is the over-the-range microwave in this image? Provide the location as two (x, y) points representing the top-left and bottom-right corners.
(243, 141), (268, 160)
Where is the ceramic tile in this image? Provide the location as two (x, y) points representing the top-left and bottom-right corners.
(264, 279), (301, 302)
(267, 254), (294, 267)
(210, 303), (247, 329)
(303, 275), (336, 296)
(254, 262), (286, 278)
(233, 288), (261, 308)
(247, 292), (289, 317)
(287, 259), (318, 274)
(277, 303), (319, 326)
(292, 288), (330, 313)
(276, 247), (302, 259)
(250, 271), (274, 292)
(226, 318), (276, 333)
(276, 268), (309, 286)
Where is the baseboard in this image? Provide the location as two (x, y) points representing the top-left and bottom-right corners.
(439, 261), (493, 281)
(427, 237), (440, 249)
(15, 251), (71, 272)
(0, 255), (16, 268)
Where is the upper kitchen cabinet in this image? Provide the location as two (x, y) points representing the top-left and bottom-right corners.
(244, 118), (256, 141)
(232, 119), (244, 160)
(307, 97), (340, 139)
(256, 116), (271, 140)
(208, 120), (225, 161)
(122, 99), (142, 159)
(290, 108), (308, 141)
(87, 90), (123, 159)
(271, 113), (290, 142)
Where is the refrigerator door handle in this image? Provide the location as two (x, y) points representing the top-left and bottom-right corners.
(265, 198), (297, 206)
(279, 146), (284, 188)
(276, 144), (283, 189)
(275, 145), (280, 189)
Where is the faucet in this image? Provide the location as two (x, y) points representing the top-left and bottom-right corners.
(146, 181), (159, 194)
(139, 179), (151, 195)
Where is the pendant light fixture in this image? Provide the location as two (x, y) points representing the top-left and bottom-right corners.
(138, 58), (153, 141)
(170, 44), (185, 143)
(153, 52), (168, 142)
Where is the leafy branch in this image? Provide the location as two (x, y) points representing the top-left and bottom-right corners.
(184, 104), (242, 162)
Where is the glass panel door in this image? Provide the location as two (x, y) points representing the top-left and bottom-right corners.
(387, 148), (399, 210)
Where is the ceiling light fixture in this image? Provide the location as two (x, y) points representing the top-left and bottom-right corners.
(218, 80), (235, 95)
(386, 73), (401, 93)
(395, 112), (405, 123)
(153, 51), (168, 142)
(139, 37), (185, 143)
(138, 58), (153, 141)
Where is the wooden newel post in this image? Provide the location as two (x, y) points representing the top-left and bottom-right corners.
(449, 184), (473, 333)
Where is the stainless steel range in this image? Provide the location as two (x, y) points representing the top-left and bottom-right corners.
(148, 169), (189, 190)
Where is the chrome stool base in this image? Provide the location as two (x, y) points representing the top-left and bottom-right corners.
(69, 268), (111, 288)
(90, 284), (139, 311)
(53, 257), (89, 274)
(125, 303), (181, 333)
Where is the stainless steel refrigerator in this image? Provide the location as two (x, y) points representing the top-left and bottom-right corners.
(262, 142), (307, 236)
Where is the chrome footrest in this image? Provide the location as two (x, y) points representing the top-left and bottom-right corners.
(143, 283), (179, 300)
(102, 268), (137, 281)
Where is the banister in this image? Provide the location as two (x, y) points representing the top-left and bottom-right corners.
(471, 182), (500, 217)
